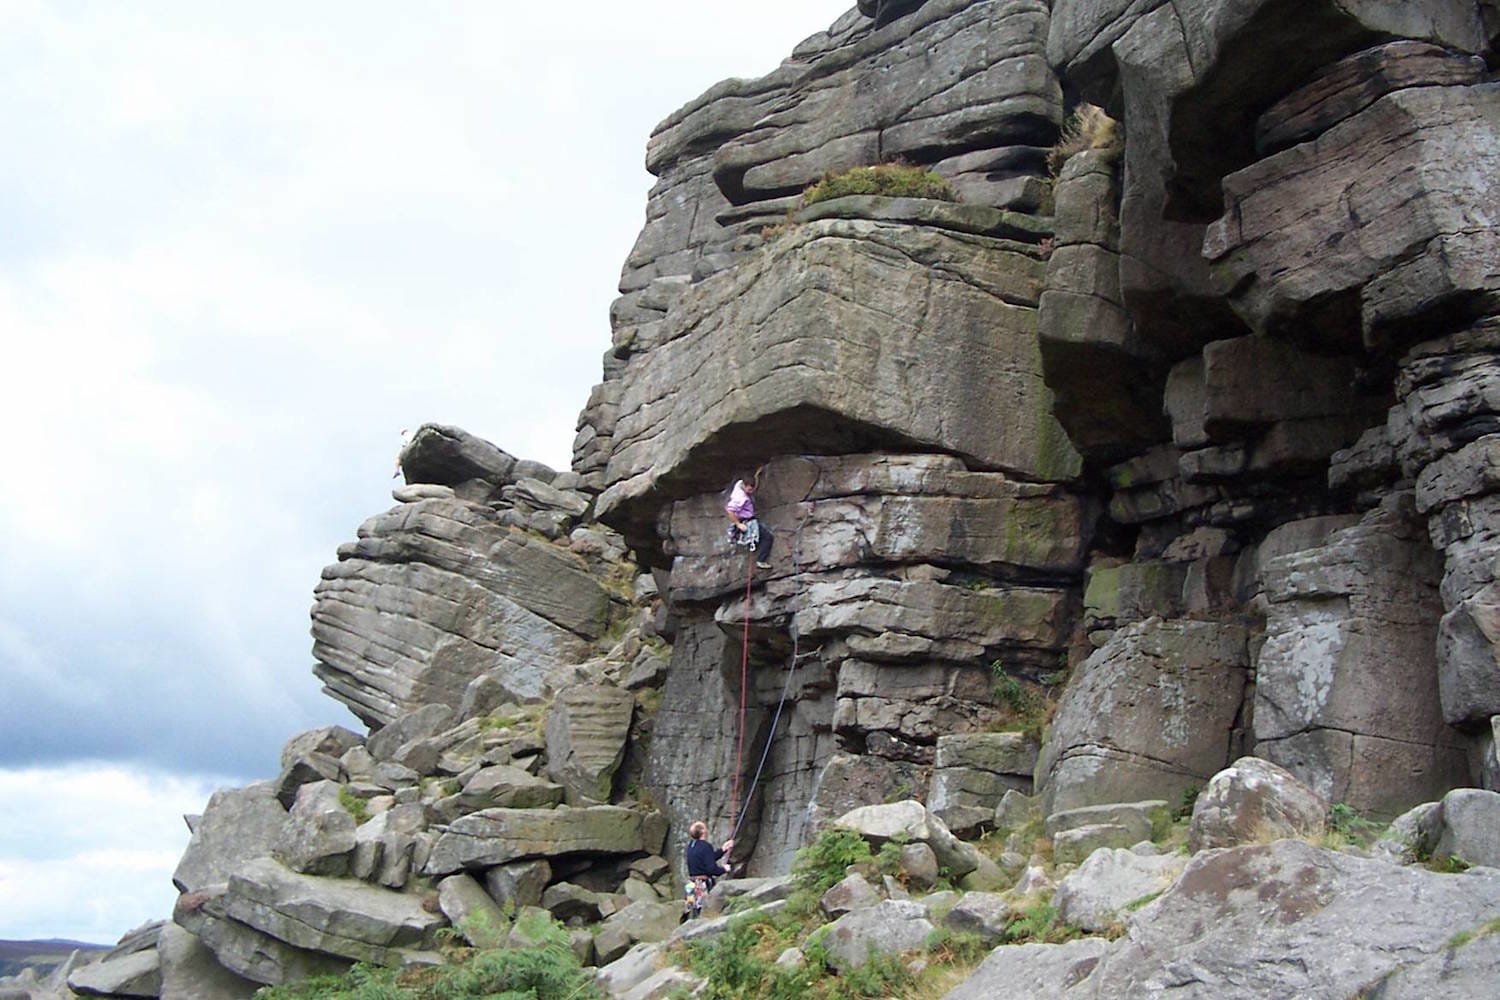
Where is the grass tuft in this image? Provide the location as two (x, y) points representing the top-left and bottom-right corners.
(802, 163), (954, 206)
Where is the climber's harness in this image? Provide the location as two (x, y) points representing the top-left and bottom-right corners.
(726, 518), (760, 553)
(684, 874), (716, 917)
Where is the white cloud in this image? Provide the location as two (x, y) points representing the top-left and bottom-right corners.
(0, 765), (227, 943)
(0, 0), (857, 940)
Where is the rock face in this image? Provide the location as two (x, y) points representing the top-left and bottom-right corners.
(311, 424), (632, 726)
(545, 684), (635, 803)
(1039, 618), (1249, 815)
(1255, 499), (1468, 815)
(131, 3), (1500, 997)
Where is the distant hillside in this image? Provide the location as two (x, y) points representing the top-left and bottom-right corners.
(0, 938), (108, 979)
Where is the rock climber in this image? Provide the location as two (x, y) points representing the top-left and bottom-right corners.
(391, 428), (414, 479)
(725, 468), (774, 569)
(683, 820), (735, 918)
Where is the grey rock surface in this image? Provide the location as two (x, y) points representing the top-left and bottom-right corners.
(174, 884), (353, 986)
(399, 423), (517, 492)
(1054, 848), (1186, 933)
(1068, 839), (1500, 998)
(156, 922), (260, 1000)
(66, 945), (161, 999)
(1040, 618), (1249, 814)
(820, 899), (935, 972)
(312, 499), (609, 725)
(1435, 788), (1500, 868)
(438, 873), (507, 948)
(943, 937), (1111, 1000)
(1188, 756), (1327, 853)
(835, 800), (980, 878)
(424, 805), (657, 875)
(819, 873), (882, 917)
(545, 684), (635, 803)
(1256, 499), (1468, 815)
(173, 782), (287, 894)
(942, 891), (1013, 943)
(223, 857), (445, 966)
(595, 218), (1079, 550)
(275, 780), (357, 876)
(484, 858), (552, 910)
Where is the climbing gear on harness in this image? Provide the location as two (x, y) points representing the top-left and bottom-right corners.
(684, 875), (716, 918)
(726, 519), (760, 552)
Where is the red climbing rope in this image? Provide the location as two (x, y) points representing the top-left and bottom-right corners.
(729, 554), (755, 836)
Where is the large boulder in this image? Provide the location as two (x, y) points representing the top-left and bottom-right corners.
(437, 873), (508, 949)
(275, 780), (357, 876)
(399, 423), (518, 491)
(67, 930), (162, 999)
(1434, 788), (1500, 868)
(1069, 840), (1500, 997)
(424, 805), (661, 875)
(819, 900), (935, 973)
(312, 498), (609, 725)
(222, 858), (445, 967)
(174, 885), (352, 986)
(172, 782), (288, 893)
(943, 938), (1112, 1000)
(835, 800), (980, 878)
(459, 764), (564, 811)
(928, 733), (1039, 834)
(156, 923), (260, 1000)
(1188, 757), (1328, 853)
(545, 684), (636, 804)
(1039, 618), (1250, 814)
(1054, 848), (1187, 933)
(484, 859), (552, 911)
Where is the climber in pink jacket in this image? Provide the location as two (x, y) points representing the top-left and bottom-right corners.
(725, 469), (774, 568)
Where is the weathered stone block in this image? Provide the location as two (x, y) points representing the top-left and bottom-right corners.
(1040, 618), (1249, 815)
(545, 684), (635, 804)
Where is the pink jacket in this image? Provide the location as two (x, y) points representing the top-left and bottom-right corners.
(726, 481), (756, 520)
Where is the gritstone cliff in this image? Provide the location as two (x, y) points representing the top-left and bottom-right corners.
(20, 3), (1500, 999)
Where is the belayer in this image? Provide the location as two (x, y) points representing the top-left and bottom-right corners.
(683, 820), (735, 919)
(725, 468), (774, 569)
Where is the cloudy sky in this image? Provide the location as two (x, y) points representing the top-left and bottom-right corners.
(0, 0), (854, 943)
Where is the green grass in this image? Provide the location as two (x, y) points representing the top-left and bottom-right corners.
(1327, 804), (1385, 848)
(252, 912), (598, 1000)
(802, 163), (954, 206)
(338, 786), (371, 825)
(1445, 916), (1500, 951)
(987, 664), (1052, 743)
(1003, 895), (1081, 945)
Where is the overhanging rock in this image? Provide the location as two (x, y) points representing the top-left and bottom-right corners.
(595, 218), (1082, 557)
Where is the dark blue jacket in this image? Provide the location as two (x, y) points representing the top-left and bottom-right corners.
(686, 837), (726, 877)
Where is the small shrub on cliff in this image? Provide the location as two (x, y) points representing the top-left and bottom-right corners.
(337, 786), (371, 825)
(1047, 103), (1122, 176)
(988, 664), (1051, 742)
(1326, 802), (1385, 849)
(802, 163), (954, 206)
(792, 826), (875, 894)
